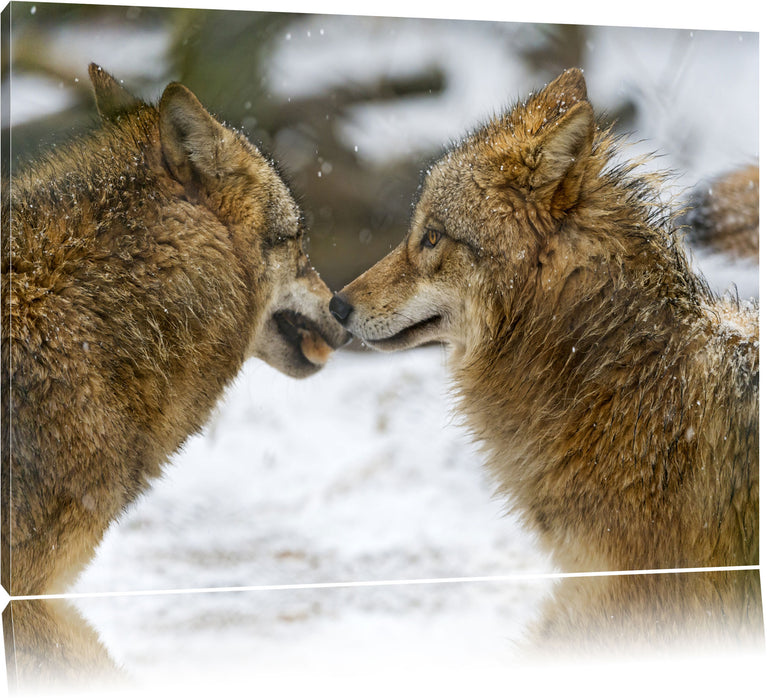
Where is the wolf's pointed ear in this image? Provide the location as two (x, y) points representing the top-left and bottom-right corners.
(526, 70), (594, 212)
(159, 83), (236, 184)
(88, 63), (141, 121)
(541, 67), (588, 107)
(530, 100), (594, 191)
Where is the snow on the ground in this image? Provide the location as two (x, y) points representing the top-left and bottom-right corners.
(73, 577), (550, 688)
(76, 348), (550, 596)
(72, 348), (552, 682)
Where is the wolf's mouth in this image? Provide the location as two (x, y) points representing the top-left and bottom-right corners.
(365, 315), (443, 351)
(273, 310), (338, 367)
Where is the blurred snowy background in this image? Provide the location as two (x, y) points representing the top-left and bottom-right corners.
(3, 1), (760, 690)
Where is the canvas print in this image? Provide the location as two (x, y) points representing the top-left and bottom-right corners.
(0, 2), (762, 693)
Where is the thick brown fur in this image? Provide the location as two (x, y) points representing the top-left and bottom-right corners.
(1, 64), (349, 598)
(331, 69), (760, 653)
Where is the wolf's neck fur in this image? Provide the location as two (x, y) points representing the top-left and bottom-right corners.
(452, 169), (758, 574)
(9, 110), (258, 464)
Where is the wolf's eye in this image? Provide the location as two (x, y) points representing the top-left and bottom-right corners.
(421, 227), (443, 249)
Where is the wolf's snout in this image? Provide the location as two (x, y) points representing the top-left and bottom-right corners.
(329, 294), (353, 324)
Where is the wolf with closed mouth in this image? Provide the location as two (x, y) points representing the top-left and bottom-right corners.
(330, 69), (760, 653)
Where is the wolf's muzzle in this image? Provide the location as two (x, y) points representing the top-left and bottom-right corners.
(329, 294), (353, 324)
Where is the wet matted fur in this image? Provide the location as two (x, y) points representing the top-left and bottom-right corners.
(331, 68), (760, 654)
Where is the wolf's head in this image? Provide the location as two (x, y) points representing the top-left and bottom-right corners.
(330, 69), (600, 359)
(89, 65), (349, 378)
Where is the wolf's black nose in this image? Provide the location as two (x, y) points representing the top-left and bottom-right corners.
(329, 294), (353, 324)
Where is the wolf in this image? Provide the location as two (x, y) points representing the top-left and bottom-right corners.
(330, 69), (761, 653)
(1, 63), (349, 601)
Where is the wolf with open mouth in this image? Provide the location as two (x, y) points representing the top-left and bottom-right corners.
(2, 64), (349, 600)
